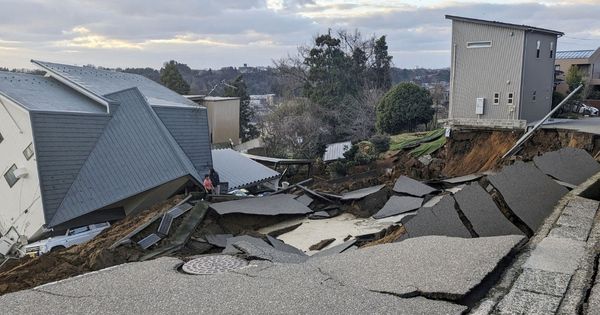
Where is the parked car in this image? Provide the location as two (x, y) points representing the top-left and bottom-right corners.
(578, 103), (599, 116)
(23, 222), (111, 257)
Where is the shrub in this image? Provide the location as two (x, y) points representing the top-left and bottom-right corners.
(369, 134), (390, 153)
(376, 82), (434, 133)
(343, 144), (359, 160)
(327, 161), (349, 177)
(354, 152), (374, 165)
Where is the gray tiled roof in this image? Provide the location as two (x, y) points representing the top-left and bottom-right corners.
(46, 88), (202, 226)
(323, 141), (352, 162)
(212, 148), (280, 190)
(0, 71), (105, 113)
(556, 50), (595, 60)
(32, 60), (197, 108)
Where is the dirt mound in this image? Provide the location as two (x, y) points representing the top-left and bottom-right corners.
(442, 130), (520, 177)
(0, 196), (184, 296)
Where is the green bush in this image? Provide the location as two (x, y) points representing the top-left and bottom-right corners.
(376, 82), (434, 133)
(343, 144), (359, 160)
(369, 134), (390, 153)
(327, 161), (349, 177)
(354, 152), (374, 165)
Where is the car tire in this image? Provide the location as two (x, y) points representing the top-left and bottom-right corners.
(50, 245), (66, 252)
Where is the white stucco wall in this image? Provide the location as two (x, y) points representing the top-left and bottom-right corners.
(0, 95), (45, 240)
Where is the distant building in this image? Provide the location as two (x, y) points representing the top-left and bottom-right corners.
(446, 15), (563, 128)
(186, 96), (241, 145)
(555, 49), (600, 95)
(249, 94), (277, 123)
(0, 61), (212, 243)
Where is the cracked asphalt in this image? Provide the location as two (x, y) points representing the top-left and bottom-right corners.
(0, 235), (525, 314)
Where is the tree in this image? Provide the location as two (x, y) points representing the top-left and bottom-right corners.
(372, 36), (392, 90)
(565, 65), (585, 99)
(160, 60), (190, 95)
(376, 83), (434, 133)
(552, 91), (565, 109)
(223, 75), (259, 142)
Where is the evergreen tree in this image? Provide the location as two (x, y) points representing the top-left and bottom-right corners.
(160, 60), (190, 95)
(372, 36), (393, 90)
(224, 75), (259, 142)
(376, 82), (434, 133)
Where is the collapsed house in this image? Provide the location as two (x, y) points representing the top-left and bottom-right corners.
(0, 60), (212, 249)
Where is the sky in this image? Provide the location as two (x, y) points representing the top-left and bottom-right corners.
(0, 0), (599, 70)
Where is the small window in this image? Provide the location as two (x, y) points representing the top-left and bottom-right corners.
(555, 64), (561, 71)
(508, 93), (514, 105)
(467, 41), (492, 48)
(23, 143), (34, 161)
(493, 93), (500, 105)
(550, 42), (554, 58)
(0, 132), (3, 144)
(4, 164), (18, 188)
(536, 41), (541, 58)
(533, 91), (537, 101)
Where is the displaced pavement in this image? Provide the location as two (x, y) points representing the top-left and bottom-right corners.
(0, 235), (527, 314)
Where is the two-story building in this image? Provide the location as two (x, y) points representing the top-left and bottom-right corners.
(555, 48), (600, 95)
(446, 15), (563, 128)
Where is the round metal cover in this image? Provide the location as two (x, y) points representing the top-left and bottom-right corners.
(181, 255), (248, 275)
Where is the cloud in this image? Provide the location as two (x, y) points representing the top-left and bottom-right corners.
(0, 1), (599, 70)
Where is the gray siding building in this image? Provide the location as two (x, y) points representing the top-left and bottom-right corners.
(0, 61), (212, 241)
(446, 16), (563, 128)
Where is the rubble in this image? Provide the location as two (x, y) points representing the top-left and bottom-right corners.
(533, 147), (600, 186)
(373, 196), (423, 219)
(309, 238), (335, 251)
(393, 175), (438, 197)
(209, 194), (313, 215)
(400, 195), (472, 239)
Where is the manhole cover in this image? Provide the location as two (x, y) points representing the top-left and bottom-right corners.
(181, 255), (248, 275)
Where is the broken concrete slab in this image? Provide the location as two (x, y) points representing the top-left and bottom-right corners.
(523, 236), (586, 275)
(401, 195), (472, 239)
(210, 194), (312, 216)
(294, 194), (314, 207)
(0, 256), (468, 314)
(266, 235), (306, 256)
(533, 147), (600, 186)
(373, 196), (423, 219)
(393, 175), (438, 197)
(308, 207), (341, 220)
(309, 238), (335, 251)
(310, 239), (357, 259)
(233, 241), (308, 264)
(487, 161), (568, 232)
(453, 183), (524, 237)
(262, 213), (393, 252)
(222, 235), (271, 255)
(442, 174), (483, 185)
(340, 184), (386, 201)
(312, 235), (525, 301)
(205, 234), (233, 248)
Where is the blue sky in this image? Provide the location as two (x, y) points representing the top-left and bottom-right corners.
(0, 0), (599, 69)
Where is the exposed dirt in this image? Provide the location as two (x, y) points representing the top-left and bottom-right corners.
(0, 196), (184, 296)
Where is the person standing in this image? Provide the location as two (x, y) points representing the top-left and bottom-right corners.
(209, 168), (221, 195)
(203, 174), (214, 194)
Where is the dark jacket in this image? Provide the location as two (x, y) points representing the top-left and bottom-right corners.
(209, 170), (220, 186)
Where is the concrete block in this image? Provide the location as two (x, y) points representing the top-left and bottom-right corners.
(513, 268), (572, 297)
(523, 237), (585, 275)
(496, 290), (561, 315)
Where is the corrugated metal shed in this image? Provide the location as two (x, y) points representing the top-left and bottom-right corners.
(47, 88), (202, 226)
(0, 71), (105, 113)
(32, 60), (198, 108)
(556, 50), (595, 60)
(323, 141), (352, 162)
(212, 149), (280, 190)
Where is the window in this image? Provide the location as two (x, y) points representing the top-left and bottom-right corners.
(536, 41), (541, 58)
(4, 164), (18, 188)
(23, 143), (34, 160)
(0, 132), (3, 144)
(550, 42), (554, 58)
(467, 41), (492, 48)
(533, 91), (537, 102)
(555, 64), (561, 71)
(493, 92), (500, 105)
(508, 93), (514, 105)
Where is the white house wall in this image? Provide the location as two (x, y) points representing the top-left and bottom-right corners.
(0, 95), (45, 240)
(450, 20), (525, 121)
